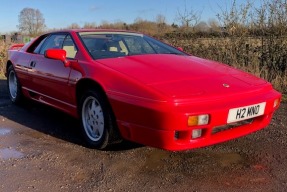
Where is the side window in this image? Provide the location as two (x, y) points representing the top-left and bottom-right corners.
(26, 34), (48, 53)
(39, 34), (66, 55)
(62, 35), (78, 59)
(33, 36), (48, 54)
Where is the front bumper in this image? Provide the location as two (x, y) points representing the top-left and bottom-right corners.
(110, 89), (281, 151)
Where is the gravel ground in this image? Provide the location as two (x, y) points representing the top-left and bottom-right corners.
(0, 79), (286, 192)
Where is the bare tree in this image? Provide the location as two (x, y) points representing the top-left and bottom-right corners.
(208, 18), (221, 32)
(156, 14), (168, 33)
(83, 22), (97, 29)
(156, 14), (166, 25)
(216, 0), (252, 35)
(194, 21), (209, 32)
(17, 8), (46, 36)
(67, 23), (81, 29)
(176, 1), (201, 31)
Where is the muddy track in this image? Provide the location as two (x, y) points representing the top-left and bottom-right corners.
(0, 79), (286, 192)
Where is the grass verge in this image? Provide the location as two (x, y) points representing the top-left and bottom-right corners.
(0, 74), (6, 80)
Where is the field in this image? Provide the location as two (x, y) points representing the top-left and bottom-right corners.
(0, 41), (8, 79)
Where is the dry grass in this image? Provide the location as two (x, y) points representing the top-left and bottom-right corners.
(0, 40), (8, 78)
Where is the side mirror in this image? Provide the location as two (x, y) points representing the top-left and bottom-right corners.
(177, 47), (184, 51)
(44, 49), (70, 67)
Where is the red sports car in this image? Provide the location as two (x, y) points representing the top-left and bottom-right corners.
(6, 29), (281, 151)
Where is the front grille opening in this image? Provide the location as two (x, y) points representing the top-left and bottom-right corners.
(212, 118), (254, 134)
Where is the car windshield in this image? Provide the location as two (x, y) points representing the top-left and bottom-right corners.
(78, 32), (187, 60)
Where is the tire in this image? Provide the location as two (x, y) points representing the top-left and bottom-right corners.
(7, 65), (23, 104)
(79, 89), (119, 149)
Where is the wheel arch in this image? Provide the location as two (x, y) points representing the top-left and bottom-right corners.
(5, 60), (13, 77)
(76, 78), (123, 145)
(76, 78), (108, 106)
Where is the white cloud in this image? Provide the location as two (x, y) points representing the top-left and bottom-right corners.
(90, 5), (100, 12)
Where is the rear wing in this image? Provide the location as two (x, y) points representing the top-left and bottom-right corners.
(6, 44), (26, 77)
(9, 44), (25, 51)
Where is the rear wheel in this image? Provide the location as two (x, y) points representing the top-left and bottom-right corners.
(7, 65), (23, 104)
(79, 89), (119, 149)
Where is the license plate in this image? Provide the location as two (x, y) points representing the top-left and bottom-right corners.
(227, 102), (266, 123)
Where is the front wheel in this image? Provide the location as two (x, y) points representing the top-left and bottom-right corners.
(79, 90), (119, 149)
(7, 65), (23, 104)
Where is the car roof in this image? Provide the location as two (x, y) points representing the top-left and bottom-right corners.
(49, 29), (142, 35)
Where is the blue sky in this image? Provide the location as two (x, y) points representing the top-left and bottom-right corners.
(0, 0), (260, 33)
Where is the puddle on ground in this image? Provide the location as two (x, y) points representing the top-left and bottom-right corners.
(0, 148), (24, 160)
(0, 128), (12, 136)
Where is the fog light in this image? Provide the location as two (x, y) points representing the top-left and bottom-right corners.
(188, 114), (209, 126)
(273, 98), (280, 108)
(174, 131), (179, 139)
(192, 129), (202, 139)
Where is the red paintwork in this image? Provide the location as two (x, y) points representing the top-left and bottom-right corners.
(45, 49), (69, 66)
(7, 29), (281, 151)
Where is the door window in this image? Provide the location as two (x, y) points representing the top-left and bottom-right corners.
(32, 34), (78, 59)
(39, 34), (66, 55)
(62, 35), (78, 59)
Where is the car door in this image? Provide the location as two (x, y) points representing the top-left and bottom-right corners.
(28, 33), (78, 105)
(13, 51), (33, 88)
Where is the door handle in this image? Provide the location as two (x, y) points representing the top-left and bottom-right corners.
(30, 61), (36, 67)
